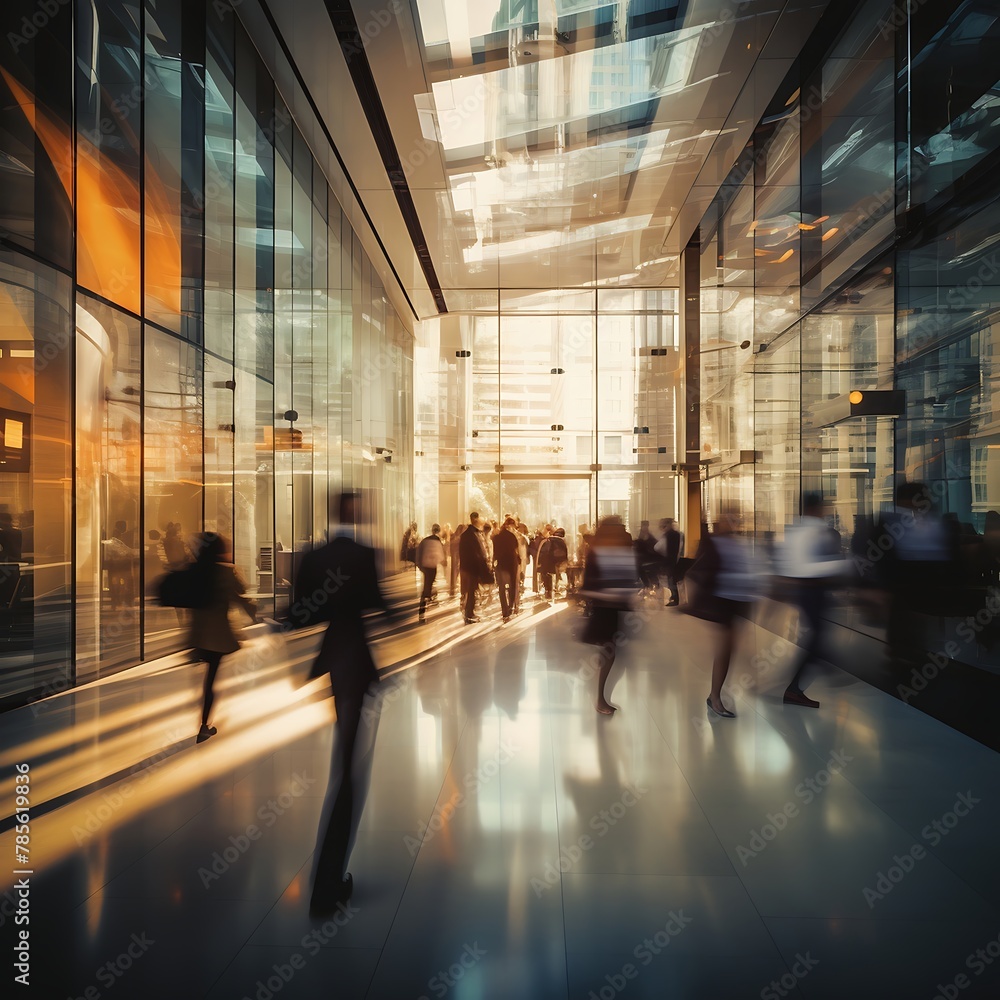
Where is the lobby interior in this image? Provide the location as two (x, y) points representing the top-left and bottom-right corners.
(4, 0), (1000, 997)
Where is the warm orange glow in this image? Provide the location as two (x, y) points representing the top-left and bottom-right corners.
(849, 391), (864, 404)
(1, 68), (182, 318)
(0, 680), (335, 881)
(0, 68), (73, 198)
(770, 250), (795, 264)
(822, 227), (840, 241)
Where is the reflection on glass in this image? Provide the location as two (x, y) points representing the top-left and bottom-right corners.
(908, 1), (1000, 207)
(1, 256), (73, 705)
(76, 294), (141, 680)
(75, 0), (143, 314)
(0, 1), (73, 268)
(143, 327), (203, 659)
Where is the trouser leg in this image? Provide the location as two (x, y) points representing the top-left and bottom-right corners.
(200, 650), (224, 726)
(787, 587), (826, 692)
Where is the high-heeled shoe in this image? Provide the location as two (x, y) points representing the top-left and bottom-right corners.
(706, 697), (736, 719)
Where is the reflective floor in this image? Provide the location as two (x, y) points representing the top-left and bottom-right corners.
(3, 596), (1000, 999)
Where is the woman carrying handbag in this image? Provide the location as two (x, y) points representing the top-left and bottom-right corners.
(188, 533), (258, 743)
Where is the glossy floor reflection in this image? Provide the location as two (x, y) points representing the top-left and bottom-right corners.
(4, 597), (1000, 999)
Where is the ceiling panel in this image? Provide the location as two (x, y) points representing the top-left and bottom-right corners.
(353, 0), (831, 305)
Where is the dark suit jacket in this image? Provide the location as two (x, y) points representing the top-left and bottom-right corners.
(292, 536), (387, 696)
(492, 528), (520, 572)
(459, 524), (490, 582)
(661, 527), (681, 566)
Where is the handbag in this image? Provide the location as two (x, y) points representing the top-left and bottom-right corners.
(156, 564), (211, 609)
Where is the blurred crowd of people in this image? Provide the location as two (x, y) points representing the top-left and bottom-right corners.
(134, 481), (1000, 925)
(401, 513), (689, 627)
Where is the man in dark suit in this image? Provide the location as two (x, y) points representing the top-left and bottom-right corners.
(492, 517), (521, 622)
(458, 511), (490, 623)
(291, 493), (391, 917)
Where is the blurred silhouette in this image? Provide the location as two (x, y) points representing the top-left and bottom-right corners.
(529, 525), (550, 594)
(514, 521), (529, 609)
(400, 521), (418, 567)
(655, 517), (683, 606)
(449, 523), (465, 597)
(578, 516), (637, 715)
(106, 519), (136, 610)
(459, 512), (490, 623)
(293, 493), (392, 917)
(416, 524), (446, 622)
(686, 506), (757, 719)
(163, 521), (192, 570)
(778, 494), (848, 709)
(635, 521), (659, 597)
(538, 527), (569, 600)
(188, 533), (257, 743)
(878, 481), (956, 667)
(493, 516), (521, 622)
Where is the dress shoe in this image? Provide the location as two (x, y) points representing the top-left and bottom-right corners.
(196, 724), (217, 743)
(706, 697), (736, 719)
(464, 616), (481, 624)
(783, 688), (820, 709)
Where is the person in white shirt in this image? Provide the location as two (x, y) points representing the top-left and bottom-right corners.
(779, 494), (850, 708)
(416, 524), (447, 622)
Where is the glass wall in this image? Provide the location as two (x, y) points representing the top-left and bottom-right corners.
(698, 0), (897, 533)
(416, 289), (680, 544)
(693, 0), (1000, 674)
(0, 0), (412, 708)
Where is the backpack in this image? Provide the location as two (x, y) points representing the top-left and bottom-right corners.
(156, 564), (212, 609)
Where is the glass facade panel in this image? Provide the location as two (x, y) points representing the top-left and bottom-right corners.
(143, 328), (204, 659)
(907, 0), (1000, 208)
(0, 1), (74, 269)
(690, 0), (1000, 683)
(76, 294), (142, 681)
(76, 0), (143, 314)
(430, 289), (680, 537)
(1, 255), (73, 707)
(204, 16), (236, 361)
(0, 0), (412, 706)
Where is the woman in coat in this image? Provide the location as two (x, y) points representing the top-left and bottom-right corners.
(188, 533), (256, 743)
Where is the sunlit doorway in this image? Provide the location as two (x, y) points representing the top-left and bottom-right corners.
(470, 473), (592, 561)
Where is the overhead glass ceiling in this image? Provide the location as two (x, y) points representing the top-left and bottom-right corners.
(365, 1), (829, 295)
